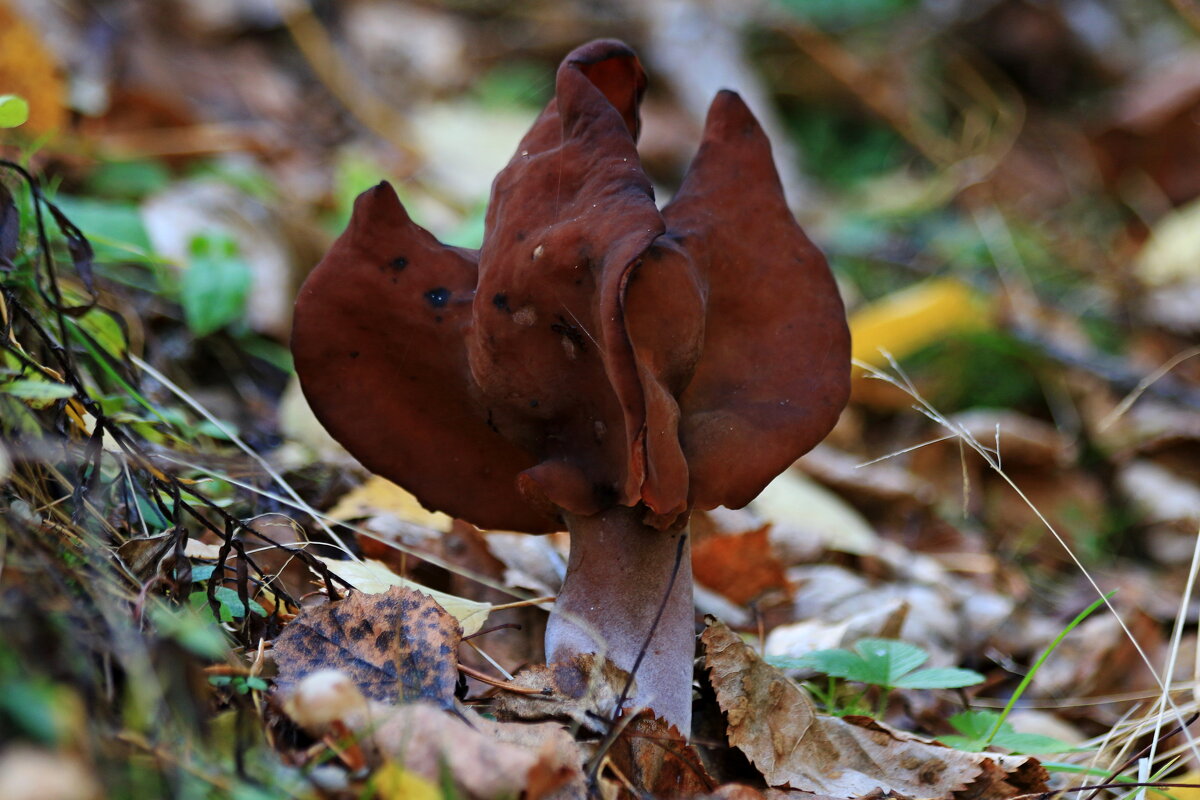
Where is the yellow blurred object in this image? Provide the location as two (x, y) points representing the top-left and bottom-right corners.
(0, 0), (67, 136)
(373, 762), (442, 800)
(849, 278), (988, 376)
(1166, 770), (1200, 800)
(329, 475), (453, 533)
(1136, 196), (1200, 287)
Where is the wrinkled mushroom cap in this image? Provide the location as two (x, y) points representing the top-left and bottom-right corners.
(292, 39), (850, 533)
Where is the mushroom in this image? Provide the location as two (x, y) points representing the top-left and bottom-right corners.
(292, 39), (850, 732)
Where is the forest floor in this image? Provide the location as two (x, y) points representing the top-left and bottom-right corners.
(2, 1), (1200, 798)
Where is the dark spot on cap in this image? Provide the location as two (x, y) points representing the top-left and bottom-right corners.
(593, 482), (618, 508)
(425, 287), (451, 308)
(389, 256), (408, 270)
(349, 351), (360, 358)
(435, 315), (443, 323)
(515, 231), (527, 242)
(374, 630), (395, 651)
(529, 399), (539, 408)
(551, 317), (587, 352)
(492, 293), (511, 312)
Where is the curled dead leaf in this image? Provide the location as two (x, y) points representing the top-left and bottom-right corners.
(607, 713), (717, 798)
(702, 618), (1047, 799)
(493, 653), (630, 734)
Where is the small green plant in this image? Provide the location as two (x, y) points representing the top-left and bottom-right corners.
(208, 674), (268, 695)
(769, 638), (984, 717)
(941, 709), (1075, 754)
(187, 563), (268, 624)
(181, 232), (253, 337)
(939, 591), (1112, 754)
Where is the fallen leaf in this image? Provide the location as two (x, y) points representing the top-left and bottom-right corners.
(367, 701), (585, 800)
(327, 474), (453, 533)
(310, 556), (491, 636)
(692, 525), (788, 605)
(849, 279), (987, 375)
(608, 713), (717, 798)
(797, 444), (935, 511)
(750, 470), (879, 561)
(1118, 460), (1200, 527)
(765, 600), (908, 663)
(0, 745), (100, 800)
(272, 587), (461, 707)
(492, 653), (629, 734)
(1136, 194), (1200, 288)
(374, 762), (442, 800)
(702, 619), (1047, 798)
(485, 530), (567, 595)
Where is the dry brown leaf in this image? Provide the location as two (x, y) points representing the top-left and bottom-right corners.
(272, 587), (460, 707)
(692, 525), (788, 605)
(607, 713), (716, 798)
(1030, 609), (1162, 699)
(797, 445), (935, 511)
(702, 619), (1047, 799)
(765, 600), (908, 662)
(493, 653), (629, 734)
(368, 701), (585, 800)
(705, 785), (768, 800)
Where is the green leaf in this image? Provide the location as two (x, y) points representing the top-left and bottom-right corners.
(893, 667), (984, 690)
(853, 639), (928, 686)
(190, 564), (218, 582)
(181, 233), (252, 336)
(944, 710), (1076, 754)
(149, 602), (229, 658)
(990, 731), (1077, 754)
(52, 195), (156, 263)
(789, 648), (870, 680)
(76, 308), (128, 359)
(84, 160), (171, 200)
(0, 379), (76, 400)
(0, 95), (30, 128)
(210, 586), (266, 619)
(938, 734), (987, 751)
(949, 709), (998, 740)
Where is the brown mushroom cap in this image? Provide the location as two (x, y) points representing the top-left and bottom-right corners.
(292, 39), (850, 533)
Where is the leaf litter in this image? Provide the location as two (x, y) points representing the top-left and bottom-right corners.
(6, 0), (1200, 797)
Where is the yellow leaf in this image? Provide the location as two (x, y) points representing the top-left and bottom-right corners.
(1136, 197), (1200, 287)
(328, 475), (453, 533)
(373, 762), (442, 800)
(1167, 770), (1200, 800)
(0, 1), (66, 136)
(849, 278), (987, 375)
(312, 557), (491, 637)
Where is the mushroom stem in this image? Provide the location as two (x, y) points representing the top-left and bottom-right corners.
(545, 506), (695, 732)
